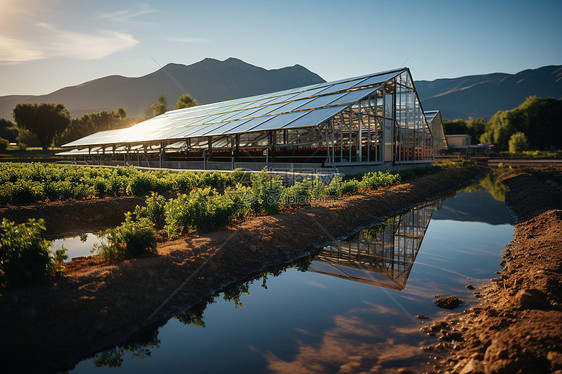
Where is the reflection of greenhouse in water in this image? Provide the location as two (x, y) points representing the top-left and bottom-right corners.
(309, 202), (439, 290)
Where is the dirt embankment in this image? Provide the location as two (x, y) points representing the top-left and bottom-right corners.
(0, 196), (146, 238)
(0, 166), (484, 373)
(427, 169), (562, 374)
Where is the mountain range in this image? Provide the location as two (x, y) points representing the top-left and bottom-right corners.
(0, 58), (560, 121)
(0, 58), (324, 120)
(416, 65), (562, 119)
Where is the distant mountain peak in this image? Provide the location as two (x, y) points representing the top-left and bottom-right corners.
(0, 57), (325, 119)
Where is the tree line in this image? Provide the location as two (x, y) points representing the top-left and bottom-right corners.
(0, 93), (197, 150)
(443, 96), (562, 153)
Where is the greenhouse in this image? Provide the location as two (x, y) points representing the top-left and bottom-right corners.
(60, 67), (436, 171)
(424, 110), (448, 154)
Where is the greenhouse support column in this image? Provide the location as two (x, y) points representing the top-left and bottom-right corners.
(347, 109), (353, 162)
(340, 115), (344, 162)
(325, 126), (331, 164)
(329, 117), (336, 163)
(235, 134), (240, 162)
(265, 148), (269, 167)
(207, 136), (212, 164)
(270, 131), (275, 164)
(159, 143), (164, 168)
(231, 136), (235, 170)
(357, 101), (362, 162)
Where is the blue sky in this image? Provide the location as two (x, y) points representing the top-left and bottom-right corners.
(0, 0), (560, 96)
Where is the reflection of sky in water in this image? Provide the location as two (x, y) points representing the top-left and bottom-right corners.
(70, 187), (515, 373)
(52, 233), (99, 261)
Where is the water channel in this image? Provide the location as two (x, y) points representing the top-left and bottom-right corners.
(62, 178), (515, 373)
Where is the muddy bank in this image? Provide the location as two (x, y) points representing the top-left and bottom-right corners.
(0, 166), (484, 373)
(0, 196), (146, 238)
(427, 169), (562, 373)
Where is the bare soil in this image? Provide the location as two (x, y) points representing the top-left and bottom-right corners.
(426, 167), (562, 374)
(0, 166), (484, 373)
(0, 196), (146, 238)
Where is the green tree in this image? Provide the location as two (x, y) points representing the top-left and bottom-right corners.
(508, 132), (529, 153)
(479, 96), (562, 151)
(117, 107), (127, 121)
(0, 118), (18, 142)
(12, 103), (70, 150)
(175, 94), (198, 109)
(151, 94), (168, 116)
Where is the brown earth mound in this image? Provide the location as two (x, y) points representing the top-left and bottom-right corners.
(0, 166), (484, 373)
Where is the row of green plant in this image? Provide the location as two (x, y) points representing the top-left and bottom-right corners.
(496, 150), (562, 159)
(0, 218), (67, 286)
(93, 169), (403, 260)
(0, 161), (473, 282)
(0, 162), (250, 205)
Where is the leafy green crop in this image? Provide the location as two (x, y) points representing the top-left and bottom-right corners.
(0, 162), (246, 205)
(94, 213), (156, 261)
(0, 218), (67, 286)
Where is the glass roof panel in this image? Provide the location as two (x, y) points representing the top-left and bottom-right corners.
(352, 71), (402, 87)
(247, 111), (308, 133)
(271, 98), (313, 114)
(315, 77), (368, 95)
(262, 91), (302, 105)
(222, 115), (273, 135)
(238, 95), (278, 109)
(181, 122), (228, 138)
(282, 106), (346, 130)
(203, 118), (252, 136)
(218, 107), (263, 121)
(287, 86), (328, 101)
(328, 86), (379, 106)
(242, 103), (285, 118)
(296, 93), (345, 110)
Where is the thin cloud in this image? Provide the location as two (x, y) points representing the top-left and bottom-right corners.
(0, 35), (44, 63)
(0, 23), (138, 64)
(163, 37), (211, 44)
(100, 3), (156, 25)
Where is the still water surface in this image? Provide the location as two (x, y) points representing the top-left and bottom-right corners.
(67, 182), (514, 373)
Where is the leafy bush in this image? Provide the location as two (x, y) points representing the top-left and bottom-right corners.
(508, 132), (529, 153)
(94, 178), (109, 197)
(198, 171), (229, 189)
(94, 213), (156, 261)
(10, 180), (44, 204)
(134, 192), (167, 229)
(172, 171), (198, 191)
(339, 179), (361, 196)
(249, 171), (284, 214)
(0, 218), (67, 286)
(164, 187), (247, 237)
(0, 137), (8, 150)
(280, 178), (325, 207)
(359, 171), (401, 190)
(126, 173), (158, 196)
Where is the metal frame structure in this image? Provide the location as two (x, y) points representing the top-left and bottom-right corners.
(307, 202), (436, 290)
(59, 68), (436, 170)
